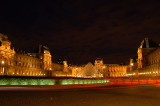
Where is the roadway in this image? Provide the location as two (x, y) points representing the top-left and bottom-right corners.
(0, 84), (160, 106)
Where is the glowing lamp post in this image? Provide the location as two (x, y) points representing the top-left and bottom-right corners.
(130, 63), (134, 82)
(130, 63), (134, 66)
(130, 63), (134, 72)
(1, 61), (4, 64)
(76, 68), (78, 77)
(103, 66), (105, 78)
(1, 61), (5, 75)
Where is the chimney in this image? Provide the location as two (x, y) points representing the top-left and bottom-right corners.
(39, 44), (42, 54)
(145, 38), (149, 48)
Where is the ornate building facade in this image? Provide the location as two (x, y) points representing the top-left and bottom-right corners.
(127, 38), (160, 77)
(0, 34), (53, 77)
(94, 58), (104, 74)
(66, 59), (128, 78)
(0, 33), (129, 78)
(104, 64), (127, 77)
(94, 58), (128, 77)
(0, 40), (15, 75)
(137, 38), (158, 68)
(69, 65), (83, 77)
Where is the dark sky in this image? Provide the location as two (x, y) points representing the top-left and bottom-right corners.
(0, 0), (160, 65)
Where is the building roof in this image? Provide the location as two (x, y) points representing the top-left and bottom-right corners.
(95, 58), (103, 61)
(140, 38), (159, 48)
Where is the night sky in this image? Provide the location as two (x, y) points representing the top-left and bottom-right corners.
(0, 0), (160, 65)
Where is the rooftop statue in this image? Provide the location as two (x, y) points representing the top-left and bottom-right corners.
(0, 33), (8, 41)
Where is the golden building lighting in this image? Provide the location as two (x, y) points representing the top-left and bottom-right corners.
(0, 33), (130, 78)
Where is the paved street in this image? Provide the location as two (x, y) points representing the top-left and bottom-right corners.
(0, 85), (160, 106)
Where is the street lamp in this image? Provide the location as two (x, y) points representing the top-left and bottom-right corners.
(1, 61), (4, 64)
(103, 66), (106, 78)
(130, 63), (134, 83)
(1, 61), (5, 75)
(76, 68), (78, 77)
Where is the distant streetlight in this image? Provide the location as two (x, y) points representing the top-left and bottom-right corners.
(130, 63), (134, 66)
(76, 68), (78, 77)
(1, 61), (4, 64)
(1, 61), (5, 75)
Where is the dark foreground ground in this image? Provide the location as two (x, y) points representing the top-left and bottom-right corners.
(0, 85), (160, 106)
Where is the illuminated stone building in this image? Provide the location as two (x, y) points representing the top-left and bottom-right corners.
(50, 61), (72, 77)
(13, 53), (45, 76)
(28, 45), (52, 71)
(137, 47), (160, 77)
(0, 40), (15, 66)
(103, 64), (127, 77)
(52, 63), (63, 72)
(0, 34), (54, 77)
(0, 33), (131, 78)
(0, 39), (15, 75)
(63, 61), (68, 72)
(69, 65), (83, 77)
(128, 58), (138, 72)
(147, 48), (160, 66)
(127, 38), (160, 77)
(94, 58), (104, 74)
(137, 38), (158, 68)
(68, 58), (128, 78)
(94, 58), (128, 77)
(40, 46), (52, 71)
